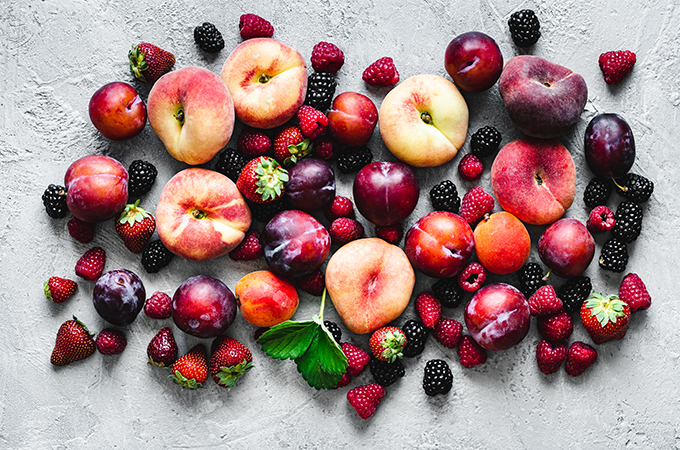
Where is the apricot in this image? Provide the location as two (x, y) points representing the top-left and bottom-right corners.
(235, 270), (299, 327)
(473, 211), (530, 275)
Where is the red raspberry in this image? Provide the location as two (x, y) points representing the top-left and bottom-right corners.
(362, 57), (399, 86)
(296, 105), (329, 140)
(415, 292), (441, 328)
(528, 285), (563, 316)
(537, 310), (573, 342)
(565, 341), (597, 376)
(459, 186), (495, 224)
(341, 342), (370, 377)
(598, 50), (636, 85)
(325, 196), (355, 221)
(330, 218), (364, 244)
(229, 230), (263, 261)
(96, 328), (127, 355)
(239, 14), (274, 40)
(433, 317), (463, 349)
(457, 335), (487, 368)
(297, 268), (325, 296)
(238, 128), (272, 158)
(313, 135), (337, 160)
(74, 247), (106, 281)
(68, 217), (95, 243)
(458, 154), (484, 181)
(375, 223), (403, 245)
(333, 372), (352, 389)
(144, 291), (172, 319)
(619, 273), (651, 311)
(347, 383), (385, 420)
(586, 205), (615, 233)
(311, 41), (345, 74)
(536, 339), (567, 375)
(457, 262), (487, 292)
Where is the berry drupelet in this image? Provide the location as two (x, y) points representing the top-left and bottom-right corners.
(432, 277), (465, 308)
(248, 198), (289, 224)
(194, 22), (225, 53)
(422, 359), (453, 396)
(470, 126), (502, 158)
(304, 72), (337, 113)
(42, 184), (68, 219)
(558, 276), (592, 314)
(612, 200), (643, 243)
(214, 148), (248, 183)
(508, 9), (541, 47)
(141, 239), (174, 273)
(613, 173), (654, 203)
(369, 358), (405, 387)
(583, 178), (613, 208)
(324, 320), (342, 344)
(336, 146), (373, 174)
(429, 180), (461, 214)
(517, 262), (548, 298)
(599, 237), (629, 273)
(127, 160), (158, 198)
(401, 319), (429, 357)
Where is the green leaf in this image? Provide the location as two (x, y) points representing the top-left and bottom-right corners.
(294, 325), (347, 390)
(258, 320), (317, 360)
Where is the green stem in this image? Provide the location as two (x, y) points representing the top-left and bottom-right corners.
(319, 288), (327, 321)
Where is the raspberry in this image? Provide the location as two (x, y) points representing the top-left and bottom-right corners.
(470, 126), (502, 158)
(612, 200), (643, 243)
(144, 291), (172, 319)
(565, 341), (597, 376)
(362, 57), (399, 86)
(333, 372), (352, 389)
(341, 342), (370, 377)
(599, 50), (636, 85)
(558, 276), (592, 314)
(528, 285), (562, 316)
(310, 41), (344, 74)
(432, 277), (465, 308)
(537, 310), (573, 342)
(586, 205), (615, 233)
(458, 154), (484, 181)
(369, 358), (405, 387)
(619, 273), (651, 312)
(324, 196), (355, 222)
(68, 217), (95, 243)
(297, 269), (325, 297)
(336, 146), (373, 174)
(239, 14), (273, 40)
(193, 22), (225, 53)
(74, 247), (106, 281)
(583, 178), (613, 208)
(330, 218), (364, 245)
(42, 184), (68, 219)
(229, 230), (263, 261)
(127, 160), (158, 198)
(433, 318), (463, 349)
(457, 335), (487, 368)
(599, 237), (629, 273)
(96, 329), (127, 355)
(613, 173), (654, 203)
(304, 72), (337, 113)
(375, 223), (403, 245)
(536, 339), (567, 375)
(313, 134), (337, 160)
(238, 128), (272, 158)
(459, 186), (494, 224)
(415, 292), (442, 328)
(324, 320), (342, 343)
(518, 262), (548, 298)
(214, 148), (248, 183)
(457, 262), (487, 293)
(296, 105), (328, 140)
(402, 319), (428, 358)
(141, 239), (174, 274)
(347, 383), (385, 420)
(508, 9), (541, 47)
(429, 180), (460, 213)
(422, 359), (453, 396)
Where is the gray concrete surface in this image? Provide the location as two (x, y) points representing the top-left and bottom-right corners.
(2, 0), (679, 448)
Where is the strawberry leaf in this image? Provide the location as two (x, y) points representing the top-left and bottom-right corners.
(294, 319), (347, 390)
(258, 320), (317, 360)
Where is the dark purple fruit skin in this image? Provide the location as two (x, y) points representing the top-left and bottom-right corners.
(93, 269), (146, 326)
(284, 158), (336, 212)
(171, 275), (236, 338)
(584, 113), (635, 179)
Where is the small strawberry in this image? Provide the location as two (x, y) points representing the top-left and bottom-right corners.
(96, 329), (127, 355)
(341, 342), (371, 377)
(362, 57), (399, 86)
(537, 310), (573, 342)
(334, 372), (352, 389)
(67, 217), (95, 243)
(415, 292), (441, 329)
(457, 262), (487, 292)
(619, 273), (651, 312)
(433, 317), (463, 349)
(297, 105), (329, 140)
(128, 43), (175, 83)
(144, 291), (172, 319)
(147, 327), (179, 367)
(238, 128), (272, 158)
(347, 383), (385, 420)
(324, 196), (355, 222)
(50, 316), (95, 366)
(586, 205), (615, 233)
(236, 156), (289, 204)
(459, 186), (495, 224)
(311, 41), (345, 74)
(457, 335), (487, 368)
(458, 154), (484, 181)
(74, 247), (106, 281)
(229, 230), (263, 261)
(598, 50), (636, 85)
(273, 126), (311, 166)
(565, 341), (597, 376)
(535, 339), (567, 375)
(369, 326), (406, 363)
(580, 292), (631, 344)
(375, 223), (403, 245)
(170, 344), (208, 389)
(115, 200), (155, 254)
(209, 336), (254, 389)
(297, 268), (325, 296)
(528, 285), (563, 316)
(44, 276), (78, 304)
(330, 218), (364, 245)
(239, 14), (274, 40)
(314, 135), (337, 160)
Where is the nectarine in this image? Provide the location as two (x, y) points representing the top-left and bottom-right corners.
(473, 211), (530, 275)
(235, 270), (299, 327)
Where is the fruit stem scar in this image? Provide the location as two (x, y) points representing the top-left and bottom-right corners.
(258, 73), (271, 84)
(175, 108), (185, 126)
(420, 111), (433, 125)
(191, 208), (207, 219)
(535, 173), (544, 185)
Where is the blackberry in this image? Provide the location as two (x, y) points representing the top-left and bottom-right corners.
(422, 359), (453, 396)
(42, 184), (68, 219)
(432, 278), (465, 308)
(599, 237), (628, 273)
(558, 276), (592, 314)
(336, 146), (373, 174)
(583, 178), (613, 208)
(324, 320), (342, 344)
(369, 358), (405, 387)
(613, 173), (654, 203)
(141, 239), (174, 273)
(193, 22), (225, 53)
(612, 200), (643, 243)
(248, 197), (288, 223)
(508, 9), (541, 47)
(402, 319), (428, 358)
(470, 126), (502, 158)
(518, 262), (547, 298)
(127, 160), (158, 198)
(304, 72), (337, 112)
(429, 180), (461, 213)
(214, 148), (248, 182)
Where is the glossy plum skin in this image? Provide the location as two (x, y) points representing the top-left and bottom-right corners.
(327, 92), (378, 147)
(464, 283), (530, 351)
(444, 31), (504, 93)
(353, 161), (419, 226)
(584, 113), (636, 179)
(538, 218), (595, 278)
(262, 210), (331, 278)
(93, 269), (146, 326)
(171, 275), (237, 338)
(89, 82), (147, 140)
(284, 158), (336, 212)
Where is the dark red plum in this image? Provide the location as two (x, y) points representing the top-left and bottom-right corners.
(444, 31), (504, 93)
(353, 161), (419, 226)
(93, 269), (146, 326)
(584, 113), (635, 179)
(262, 210), (331, 277)
(327, 92), (378, 147)
(538, 218), (594, 278)
(172, 275), (236, 338)
(284, 158), (335, 212)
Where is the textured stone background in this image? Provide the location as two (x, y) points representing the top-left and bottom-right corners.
(1, 0), (679, 448)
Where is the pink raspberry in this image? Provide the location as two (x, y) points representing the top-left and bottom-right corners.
(362, 57), (399, 86)
(310, 41), (345, 74)
(458, 154), (484, 181)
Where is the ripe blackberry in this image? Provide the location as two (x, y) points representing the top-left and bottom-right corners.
(304, 72), (337, 112)
(558, 276), (592, 314)
(613, 173), (654, 203)
(249, 198), (288, 223)
(429, 180), (461, 214)
(518, 262), (547, 298)
(432, 277), (465, 308)
(583, 178), (613, 208)
(599, 237), (629, 273)
(369, 358), (405, 387)
(422, 359), (453, 396)
(336, 146), (373, 174)
(127, 160), (158, 198)
(470, 126), (502, 158)
(141, 239), (174, 273)
(42, 184), (68, 219)
(324, 320), (342, 344)
(612, 200), (643, 243)
(194, 22), (225, 53)
(402, 319), (428, 358)
(508, 9), (541, 47)
(214, 148), (248, 182)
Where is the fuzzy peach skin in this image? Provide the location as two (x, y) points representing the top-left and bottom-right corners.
(379, 74), (468, 167)
(235, 270), (299, 328)
(491, 137), (575, 226)
(325, 238), (415, 335)
(221, 38), (307, 129)
(155, 168), (251, 261)
(147, 66), (235, 165)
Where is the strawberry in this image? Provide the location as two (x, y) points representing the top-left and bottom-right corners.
(330, 218), (364, 244)
(297, 268), (325, 296)
(528, 285), (563, 316)
(369, 326), (406, 363)
(598, 50), (636, 85)
(324, 196), (355, 222)
(128, 43), (175, 83)
(535, 339), (567, 375)
(144, 291), (172, 319)
(433, 317), (463, 349)
(537, 310), (573, 342)
(115, 200), (155, 253)
(236, 156), (289, 204)
(619, 273), (651, 312)
(375, 223), (403, 245)
(209, 336), (254, 389)
(273, 126), (311, 165)
(170, 344), (208, 389)
(362, 57), (399, 86)
(580, 292), (631, 344)
(239, 14), (274, 40)
(44, 276), (78, 304)
(67, 217), (95, 243)
(238, 128), (272, 158)
(50, 316), (95, 366)
(74, 247), (106, 281)
(229, 230), (263, 261)
(147, 327), (178, 368)
(297, 105), (329, 140)
(457, 335), (487, 368)
(565, 341), (597, 376)
(415, 292), (441, 328)
(341, 342), (370, 377)
(96, 328), (127, 355)
(347, 383), (385, 420)
(459, 186), (495, 224)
